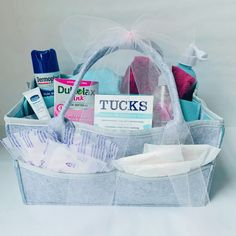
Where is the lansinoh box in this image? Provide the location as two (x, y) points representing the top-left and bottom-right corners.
(94, 95), (154, 130)
(54, 78), (98, 124)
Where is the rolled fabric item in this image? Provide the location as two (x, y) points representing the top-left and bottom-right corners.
(120, 56), (161, 94)
(172, 66), (197, 101)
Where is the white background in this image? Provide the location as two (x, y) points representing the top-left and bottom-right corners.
(0, 0), (236, 235)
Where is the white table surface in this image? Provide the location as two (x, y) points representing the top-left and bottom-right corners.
(0, 127), (236, 236)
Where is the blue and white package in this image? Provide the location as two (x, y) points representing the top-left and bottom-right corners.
(31, 49), (60, 97)
(94, 95), (154, 130)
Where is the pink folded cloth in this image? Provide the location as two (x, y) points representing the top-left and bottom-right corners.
(172, 66), (197, 101)
(120, 56), (161, 94)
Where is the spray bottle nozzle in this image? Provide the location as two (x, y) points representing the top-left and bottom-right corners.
(180, 43), (208, 67)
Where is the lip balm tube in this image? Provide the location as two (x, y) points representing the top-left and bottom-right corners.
(23, 87), (51, 120)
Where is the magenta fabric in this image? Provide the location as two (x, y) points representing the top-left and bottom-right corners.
(172, 66), (197, 100)
(120, 56), (161, 94)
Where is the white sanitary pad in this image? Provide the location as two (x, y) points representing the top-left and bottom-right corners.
(112, 144), (221, 177)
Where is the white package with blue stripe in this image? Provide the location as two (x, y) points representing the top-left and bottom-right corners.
(94, 94), (154, 130)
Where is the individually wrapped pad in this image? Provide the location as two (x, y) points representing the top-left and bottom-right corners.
(2, 128), (118, 173)
(2, 130), (52, 166)
(43, 140), (110, 173)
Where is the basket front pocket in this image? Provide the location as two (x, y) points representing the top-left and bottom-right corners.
(114, 163), (214, 207)
(15, 160), (116, 205)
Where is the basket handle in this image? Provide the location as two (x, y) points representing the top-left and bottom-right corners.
(57, 38), (184, 125)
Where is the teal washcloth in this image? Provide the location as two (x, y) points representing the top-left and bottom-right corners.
(80, 68), (121, 95)
(180, 99), (201, 121)
(23, 98), (33, 116)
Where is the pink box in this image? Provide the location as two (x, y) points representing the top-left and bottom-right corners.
(54, 78), (98, 124)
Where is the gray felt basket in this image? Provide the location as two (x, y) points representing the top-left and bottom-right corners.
(14, 159), (214, 206)
(5, 96), (223, 206)
(4, 37), (224, 206)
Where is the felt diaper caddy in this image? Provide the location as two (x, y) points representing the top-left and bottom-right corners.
(3, 16), (224, 207)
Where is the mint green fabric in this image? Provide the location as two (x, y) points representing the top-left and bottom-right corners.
(82, 68), (121, 95)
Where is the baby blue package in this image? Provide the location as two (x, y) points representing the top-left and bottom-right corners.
(74, 67), (121, 95)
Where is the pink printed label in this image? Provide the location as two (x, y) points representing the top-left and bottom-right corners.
(54, 78), (98, 124)
(55, 104), (94, 124)
(54, 78), (97, 87)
